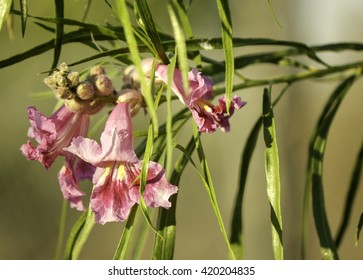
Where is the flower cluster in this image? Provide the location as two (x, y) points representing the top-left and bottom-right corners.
(21, 60), (246, 224)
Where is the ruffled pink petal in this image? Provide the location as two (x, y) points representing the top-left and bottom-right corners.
(141, 161), (178, 208)
(20, 105), (90, 169)
(64, 103), (138, 165)
(155, 65), (213, 106)
(58, 155), (96, 211)
(190, 108), (219, 133)
(90, 163), (139, 224)
(187, 68), (214, 103)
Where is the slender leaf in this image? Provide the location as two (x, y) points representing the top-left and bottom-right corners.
(81, 0), (92, 22)
(139, 123), (160, 235)
(357, 210), (363, 245)
(335, 141), (363, 247)
(54, 199), (68, 260)
(230, 118), (262, 259)
(0, 0), (12, 32)
(230, 83), (290, 259)
(64, 210), (87, 259)
(152, 137), (195, 260)
(113, 205), (138, 260)
(19, 0), (27, 36)
(165, 54), (177, 178)
(0, 35), (348, 70)
(116, 0), (158, 134)
(135, 0), (169, 64)
(262, 87), (284, 260)
(303, 75), (356, 260)
(193, 128), (236, 259)
(0, 27), (117, 69)
(66, 206), (95, 260)
(266, 0), (282, 29)
(29, 15), (126, 40)
(174, 0), (202, 69)
(168, 0), (189, 98)
(52, 0), (64, 69)
(216, 0), (234, 114)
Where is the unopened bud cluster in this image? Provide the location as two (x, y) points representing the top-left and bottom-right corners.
(44, 63), (115, 114)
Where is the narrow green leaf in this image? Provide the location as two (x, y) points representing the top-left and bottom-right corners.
(67, 206), (95, 260)
(52, 0), (64, 69)
(81, 0), (92, 22)
(262, 87), (284, 260)
(19, 0), (27, 36)
(168, 0), (189, 98)
(54, 199), (68, 260)
(174, 0), (202, 69)
(0, 27), (116, 69)
(113, 205), (138, 260)
(216, 0), (234, 114)
(0, 35), (339, 70)
(356, 210), (363, 245)
(135, 0), (169, 64)
(64, 211), (87, 260)
(335, 141), (363, 247)
(193, 128), (236, 259)
(116, 0), (158, 134)
(30, 15), (126, 40)
(230, 118), (262, 260)
(140, 124), (154, 194)
(165, 54), (177, 178)
(138, 124), (161, 237)
(0, 0), (12, 32)
(304, 75), (356, 260)
(152, 137), (195, 260)
(230, 84), (290, 259)
(266, 0), (283, 29)
(130, 208), (152, 259)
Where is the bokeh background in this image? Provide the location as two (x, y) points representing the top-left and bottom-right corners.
(1, 0), (362, 259)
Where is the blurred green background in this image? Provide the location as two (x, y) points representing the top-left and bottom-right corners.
(0, 0), (362, 259)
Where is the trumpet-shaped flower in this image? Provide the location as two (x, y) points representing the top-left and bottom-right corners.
(20, 105), (94, 210)
(64, 102), (177, 224)
(20, 105), (90, 168)
(156, 65), (246, 132)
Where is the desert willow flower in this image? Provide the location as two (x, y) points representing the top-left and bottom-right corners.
(64, 101), (178, 224)
(21, 63), (116, 210)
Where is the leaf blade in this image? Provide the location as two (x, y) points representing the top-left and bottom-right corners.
(262, 87), (284, 260)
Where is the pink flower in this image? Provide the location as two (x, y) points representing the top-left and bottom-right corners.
(20, 105), (94, 210)
(20, 105), (90, 168)
(58, 155), (95, 211)
(156, 66), (246, 132)
(64, 102), (178, 224)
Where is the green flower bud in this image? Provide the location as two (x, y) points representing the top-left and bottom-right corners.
(95, 75), (113, 96)
(89, 65), (106, 76)
(67, 72), (80, 88)
(54, 88), (73, 100)
(116, 89), (143, 117)
(76, 81), (95, 100)
(58, 62), (70, 75)
(44, 76), (57, 89)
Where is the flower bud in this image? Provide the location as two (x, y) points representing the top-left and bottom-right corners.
(53, 72), (68, 87)
(76, 81), (95, 100)
(89, 65), (106, 76)
(58, 62), (69, 75)
(122, 58), (162, 86)
(117, 89), (143, 117)
(95, 74), (113, 96)
(44, 76), (57, 89)
(67, 72), (80, 88)
(54, 88), (74, 100)
(64, 98), (87, 113)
